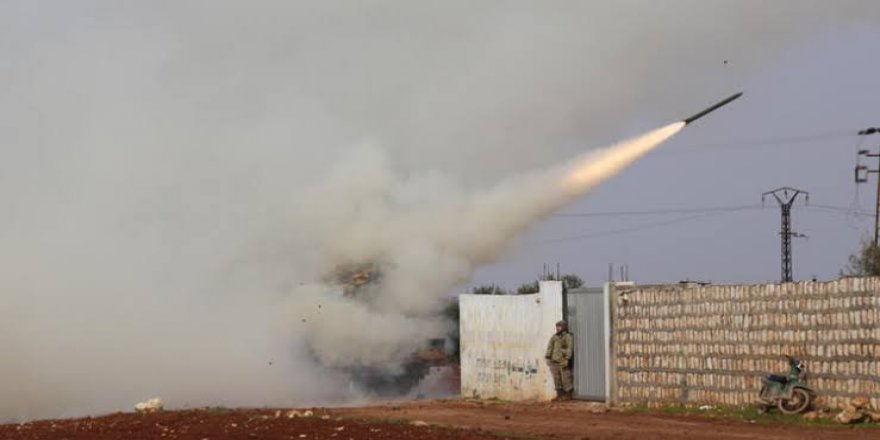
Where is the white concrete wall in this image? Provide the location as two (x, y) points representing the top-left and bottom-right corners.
(459, 281), (563, 401)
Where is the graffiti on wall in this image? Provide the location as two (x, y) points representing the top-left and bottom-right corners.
(459, 282), (563, 401)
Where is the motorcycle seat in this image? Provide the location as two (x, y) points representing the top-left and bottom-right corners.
(765, 374), (788, 384)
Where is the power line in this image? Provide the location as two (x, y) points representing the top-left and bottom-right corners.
(553, 203), (872, 219)
(807, 204), (873, 217)
(669, 130), (854, 153)
(854, 127), (880, 245)
(762, 187), (809, 283)
(658, 130), (855, 154)
(553, 204), (762, 218)
(541, 203), (868, 245)
(541, 212), (722, 243)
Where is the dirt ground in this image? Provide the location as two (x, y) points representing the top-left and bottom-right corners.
(0, 408), (502, 440)
(2, 400), (879, 440)
(330, 400), (880, 440)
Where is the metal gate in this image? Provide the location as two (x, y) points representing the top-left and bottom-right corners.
(565, 287), (607, 401)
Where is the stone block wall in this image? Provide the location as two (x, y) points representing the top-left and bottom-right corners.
(611, 278), (880, 408)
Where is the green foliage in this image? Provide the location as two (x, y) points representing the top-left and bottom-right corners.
(560, 274), (584, 289)
(845, 239), (880, 276)
(515, 273), (585, 294)
(470, 284), (509, 295)
(624, 404), (877, 429)
(516, 281), (539, 295)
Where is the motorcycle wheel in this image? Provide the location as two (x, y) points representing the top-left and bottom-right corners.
(777, 388), (812, 415)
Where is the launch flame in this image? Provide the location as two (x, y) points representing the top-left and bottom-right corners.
(561, 122), (685, 194)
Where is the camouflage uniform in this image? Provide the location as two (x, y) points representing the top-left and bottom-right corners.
(545, 320), (574, 399)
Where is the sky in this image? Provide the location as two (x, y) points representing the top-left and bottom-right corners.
(469, 6), (880, 289)
(2, 1), (878, 291)
(2, 0), (880, 419)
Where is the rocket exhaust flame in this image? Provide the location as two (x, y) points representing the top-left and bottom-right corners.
(561, 122), (685, 193)
(562, 93), (741, 193)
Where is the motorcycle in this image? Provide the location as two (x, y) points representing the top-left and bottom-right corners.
(756, 355), (816, 414)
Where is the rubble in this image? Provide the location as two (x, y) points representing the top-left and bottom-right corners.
(831, 396), (876, 425)
(834, 409), (863, 424)
(134, 398), (164, 414)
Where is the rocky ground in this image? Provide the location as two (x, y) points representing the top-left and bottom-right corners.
(2, 400), (879, 439)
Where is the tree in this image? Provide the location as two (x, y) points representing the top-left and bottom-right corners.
(470, 284), (508, 295)
(516, 281), (539, 295)
(516, 273), (585, 294)
(560, 274), (584, 290)
(845, 239), (880, 276)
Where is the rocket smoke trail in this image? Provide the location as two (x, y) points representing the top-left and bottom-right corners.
(4, 0), (788, 420)
(302, 92), (743, 386)
(298, 121), (688, 379)
(561, 122), (685, 194)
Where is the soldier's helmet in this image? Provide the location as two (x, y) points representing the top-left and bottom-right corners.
(556, 320), (568, 328)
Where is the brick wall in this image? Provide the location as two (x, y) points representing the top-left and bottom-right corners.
(611, 278), (880, 408)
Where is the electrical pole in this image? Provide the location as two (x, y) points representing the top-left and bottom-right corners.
(855, 127), (880, 246)
(762, 187), (809, 283)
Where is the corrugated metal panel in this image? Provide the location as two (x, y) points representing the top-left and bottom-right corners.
(566, 287), (606, 400)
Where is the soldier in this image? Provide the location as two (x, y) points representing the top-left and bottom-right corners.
(545, 320), (574, 401)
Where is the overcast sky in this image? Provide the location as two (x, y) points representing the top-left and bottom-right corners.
(467, 3), (880, 289)
(3, 1), (880, 291)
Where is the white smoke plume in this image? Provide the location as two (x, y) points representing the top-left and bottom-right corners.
(294, 122), (683, 373)
(0, 0), (876, 422)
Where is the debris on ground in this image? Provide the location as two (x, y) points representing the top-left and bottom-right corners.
(134, 397), (164, 414)
(833, 397), (875, 425)
(0, 409), (500, 440)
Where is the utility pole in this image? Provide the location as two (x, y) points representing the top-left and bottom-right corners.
(762, 187), (809, 283)
(855, 127), (880, 246)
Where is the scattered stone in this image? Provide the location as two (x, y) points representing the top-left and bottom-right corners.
(334, 426), (345, 431)
(321, 415), (331, 420)
(134, 398), (164, 414)
(851, 397), (871, 410)
(835, 409), (864, 425)
(286, 410), (302, 419)
(802, 411), (819, 422)
(274, 410), (281, 419)
(302, 410), (314, 417)
(867, 412), (880, 423)
(411, 420), (429, 427)
(698, 405), (714, 411)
